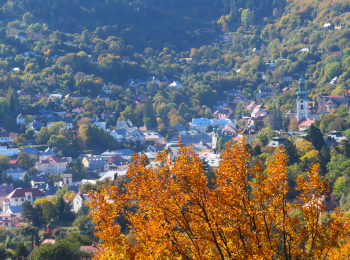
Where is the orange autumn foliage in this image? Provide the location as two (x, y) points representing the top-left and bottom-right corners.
(87, 141), (350, 259)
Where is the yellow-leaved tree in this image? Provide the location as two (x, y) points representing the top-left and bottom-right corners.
(87, 141), (350, 259)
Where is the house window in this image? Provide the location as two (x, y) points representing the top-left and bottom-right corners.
(28, 195), (31, 199)
(21, 198), (24, 202)
(300, 105), (304, 110)
(15, 199), (18, 202)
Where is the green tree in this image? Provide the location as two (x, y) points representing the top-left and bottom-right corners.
(17, 153), (32, 170)
(241, 9), (254, 27)
(326, 154), (350, 184)
(334, 176), (350, 197)
(14, 242), (28, 260)
(22, 12), (35, 25)
(72, 215), (89, 232)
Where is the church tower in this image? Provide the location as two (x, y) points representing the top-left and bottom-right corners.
(296, 76), (309, 121)
(212, 125), (219, 149)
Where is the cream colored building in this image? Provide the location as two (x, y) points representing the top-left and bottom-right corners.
(35, 156), (67, 174)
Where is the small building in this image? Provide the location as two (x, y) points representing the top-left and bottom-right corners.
(0, 185), (14, 209)
(0, 132), (14, 143)
(82, 156), (105, 171)
(298, 118), (314, 131)
(39, 148), (56, 160)
(267, 137), (286, 147)
(47, 117), (73, 130)
(72, 193), (92, 213)
(6, 168), (25, 181)
(96, 94), (110, 101)
(4, 205), (22, 219)
(256, 88), (274, 99)
(28, 120), (43, 130)
(139, 124), (154, 133)
(17, 90), (31, 102)
(20, 146), (38, 160)
(110, 129), (130, 143)
(104, 156), (128, 171)
(65, 93), (85, 100)
(31, 174), (47, 187)
(0, 213), (19, 227)
(143, 132), (166, 144)
(17, 114), (25, 125)
(94, 118), (106, 130)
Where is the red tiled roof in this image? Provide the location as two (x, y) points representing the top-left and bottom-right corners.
(7, 188), (46, 198)
(0, 213), (15, 217)
(299, 119), (314, 127)
(106, 155), (126, 163)
(36, 156), (67, 164)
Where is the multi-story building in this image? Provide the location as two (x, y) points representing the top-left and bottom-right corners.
(35, 156), (68, 174)
(0, 132), (14, 143)
(39, 148), (56, 160)
(0, 142), (18, 156)
(82, 156), (105, 171)
(6, 168), (25, 181)
(3, 188), (46, 211)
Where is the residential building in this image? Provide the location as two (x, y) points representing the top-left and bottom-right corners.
(100, 149), (134, 159)
(94, 118), (106, 130)
(0, 185), (14, 209)
(143, 132), (166, 144)
(17, 114), (25, 125)
(0, 142), (18, 156)
(0, 132), (14, 143)
(47, 117), (73, 129)
(116, 119), (134, 129)
(267, 137), (286, 147)
(28, 120), (43, 130)
(17, 90), (31, 102)
(82, 156), (105, 171)
(49, 93), (63, 100)
(39, 110), (53, 117)
(166, 124), (187, 135)
(128, 129), (146, 143)
(256, 88), (274, 99)
(4, 205), (22, 219)
(169, 134), (212, 146)
(213, 100), (228, 110)
(35, 156), (68, 174)
(298, 118), (314, 131)
(110, 129), (130, 143)
(20, 146), (38, 159)
(39, 148), (56, 160)
(65, 93), (85, 100)
(0, 213), (19, 227)
(327, 131), (349, 142)
(6, 168), (25, 181)
(72, 107), (85, 113)
(317, 94), (349, 113)
(104, 156), (128, 171)
(3, 188), (47, 212)
(31, 175), (47, 187)
(72, 193), (92, 213)
(146, 76), (160, 84)
(96, 94), (110, 101)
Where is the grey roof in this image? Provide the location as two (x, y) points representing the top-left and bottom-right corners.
(48, 116), (73, 124)
(33, 175), (47, 182)
(39, 148), (56, 157)
(21, 147), (38, 155)
(113, 129), (128, 135)
(116, 120), (134, 129)
(112, 148), (134, 156)
(169, 134), (212, 145)
(42, 185), (79, 196)
(0, 185), (14, 196)
(6, 168), (25, 174)
(0, 142), (18, 149)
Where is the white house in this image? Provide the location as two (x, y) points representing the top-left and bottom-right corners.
(0, 132), (14, 143)
(47, 117), (73, 130)
(0, 143), (18, 156)
(16, 114), (25, 125)
(35, 156), (68, 174)
(110, 129), (130, 143)
(94, 118), (106, 130)
(72, 193), (92, 213)
(3, 188), (46, 212)
(6, 169), (25, 181)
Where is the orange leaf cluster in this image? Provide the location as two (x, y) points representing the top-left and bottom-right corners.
(87, 141), (350, 259)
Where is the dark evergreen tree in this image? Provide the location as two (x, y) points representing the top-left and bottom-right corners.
(304, 124), (325, 151)
(56, 195), (65, 221)
(319, 145), (331, 174)
(284, 117), (290, 132)
(253, 145), (261, 156)
(21, 201), (34, 224)
(340, 140), (350, 158)
(284, 139), (300, 166)
(14, 242), (28, 260)
(9, 95), (15, 114)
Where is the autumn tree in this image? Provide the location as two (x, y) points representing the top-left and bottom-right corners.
(88, 141), (350, 259)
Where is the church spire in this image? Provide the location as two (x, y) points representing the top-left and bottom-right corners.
(296, 76), (308, 101)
